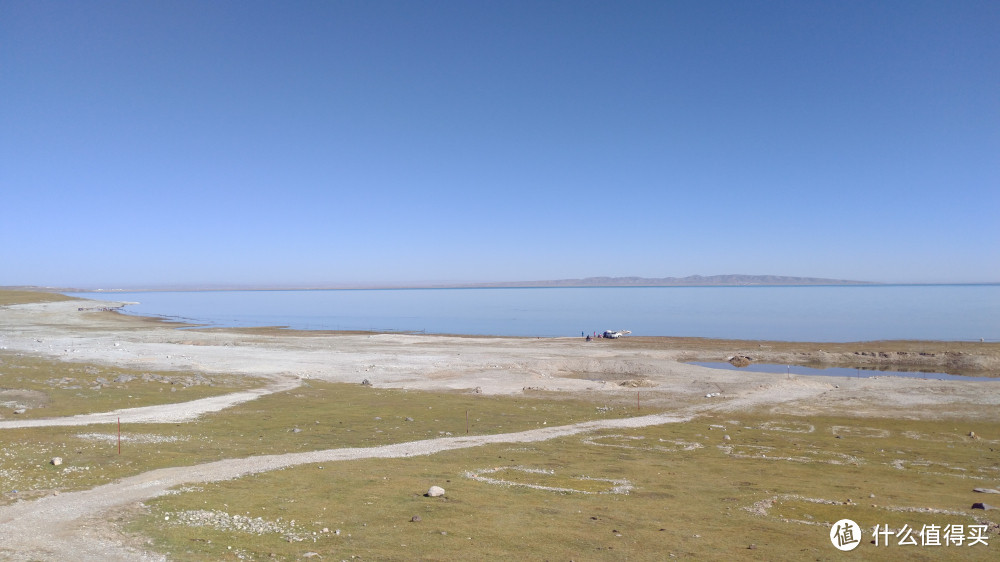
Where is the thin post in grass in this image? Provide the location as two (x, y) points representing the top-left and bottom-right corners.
(466, 410), (469, 434)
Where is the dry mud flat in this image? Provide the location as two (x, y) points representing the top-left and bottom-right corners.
(1, 298), (999, 560)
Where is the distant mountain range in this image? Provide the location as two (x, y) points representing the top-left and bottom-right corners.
(457, 275), (876, 288)
(6, 275), (877, 293)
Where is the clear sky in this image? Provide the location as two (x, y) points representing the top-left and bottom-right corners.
(2, 1), (997, 288)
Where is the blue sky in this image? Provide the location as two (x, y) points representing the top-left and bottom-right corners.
(2, 1), (997, 287)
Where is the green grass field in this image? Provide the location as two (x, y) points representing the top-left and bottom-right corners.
(129, 411), (999, 560)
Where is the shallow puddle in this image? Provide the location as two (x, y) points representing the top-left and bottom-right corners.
(690, 362), (999, 381)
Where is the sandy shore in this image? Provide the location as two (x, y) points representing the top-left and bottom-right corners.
(2, 299), (999, 421)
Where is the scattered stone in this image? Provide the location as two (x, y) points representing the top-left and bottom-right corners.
(361, 378), (372, 386)
(13, 408), (26, 415)
(972, 503), (996, 510)
(113, 375), (135, 383)
(973, 488), (1000, 494)
(50, 457), (63, 466)
(723, 434), (732, 441)
(969, 431), (978, 439)
(410, 515), (422, 522)
(475, 386), (483, 394)
(302, 553), (320, 558)
(405, 417), (414, 422)
(705, 392), (721, 398)
(747, 544), (757, 550)
(426, 486), (446, 497)
(291, 428), (302, 433)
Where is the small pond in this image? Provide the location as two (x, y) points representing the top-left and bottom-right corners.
(689, 362), (999, 382)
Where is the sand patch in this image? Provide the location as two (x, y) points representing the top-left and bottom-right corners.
(831, 425), (890, 438)
(463, 466), (633, 495)
(75, 433), (189, 444)
(743, 494), (975, 528)
(891, 459), (998, 480)
(901, 431), (961, 443)
(758, 420), (815, 433)
(719, 444), (861, 465)
(580, 434), (703, 452)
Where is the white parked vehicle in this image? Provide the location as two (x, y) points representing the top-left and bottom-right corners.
(603, 330), (631, 339)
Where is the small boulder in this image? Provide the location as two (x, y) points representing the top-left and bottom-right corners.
(973, 488), (1000, 494)
(426, 486), (446, 497)
(972, 503), (996, 510)
(361, 379), (372, 386)
(50, 457), (63, 466)
(13, 408), (26, 415)
(410, 515), (422, 522)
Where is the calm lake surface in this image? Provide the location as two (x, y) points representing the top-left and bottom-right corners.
(68, 285), (999, 342)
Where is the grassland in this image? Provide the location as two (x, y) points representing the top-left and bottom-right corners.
(129, 410), (999, 560)
(3, 348), (995, 559)
(0, 290), (76, 306)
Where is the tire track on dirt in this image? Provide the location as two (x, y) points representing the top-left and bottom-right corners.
(0, 377), (301, 429)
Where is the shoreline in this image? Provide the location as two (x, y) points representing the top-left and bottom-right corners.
(1, 295), (998, 402)
(2, 290), (997, 379)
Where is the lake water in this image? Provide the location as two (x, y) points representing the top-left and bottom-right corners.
(67, 285), (999, 342)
